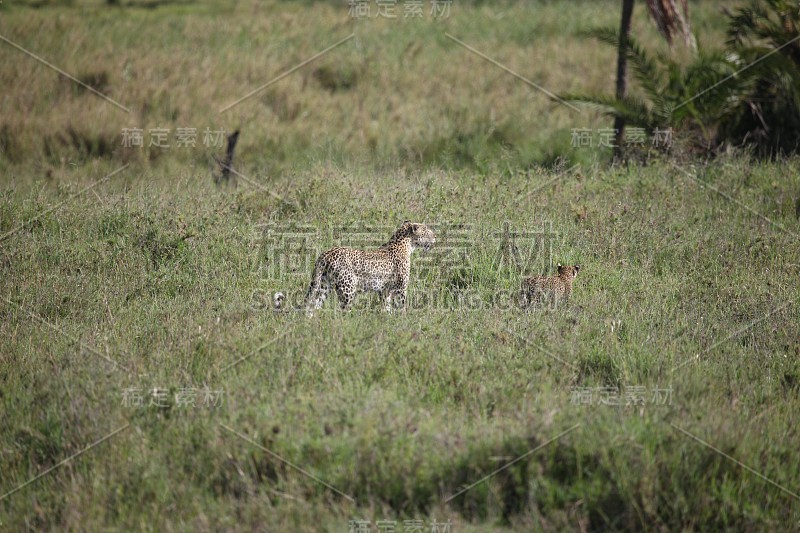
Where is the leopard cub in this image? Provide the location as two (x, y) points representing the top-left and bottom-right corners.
(520, 263), (580, 308)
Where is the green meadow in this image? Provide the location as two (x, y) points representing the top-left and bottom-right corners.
(1, 0), (799, 530)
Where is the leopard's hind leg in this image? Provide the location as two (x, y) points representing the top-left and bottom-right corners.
(334, 273), (357, 311)
(305, 260), (331, 316)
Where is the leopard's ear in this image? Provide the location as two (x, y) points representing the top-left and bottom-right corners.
(574, 265), (580, 273)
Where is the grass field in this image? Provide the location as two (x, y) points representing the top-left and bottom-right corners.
(1, 0), (800, 531)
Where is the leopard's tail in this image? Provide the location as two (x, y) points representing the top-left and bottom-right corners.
(305, 260), (323, 300)
(518, 288), (530, 309)
(271, 292), (305, 313)
(304, 258), (327, 316)
(518, 279), (531, 309)
(274, 292), (286, 310)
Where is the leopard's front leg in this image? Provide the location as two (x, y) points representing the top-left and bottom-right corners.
(382, 288), (393, 313)
(390, 278), (409, 313)
(389, 289), (407, 312)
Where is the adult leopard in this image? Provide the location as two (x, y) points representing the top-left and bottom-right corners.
(304, 221), (435, 316)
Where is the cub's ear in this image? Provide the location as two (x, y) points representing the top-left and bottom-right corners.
(575, 265), (581, 272)
(557, 262), (562, 268)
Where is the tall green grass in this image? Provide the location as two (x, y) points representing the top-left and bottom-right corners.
(1, 155), (799, 529)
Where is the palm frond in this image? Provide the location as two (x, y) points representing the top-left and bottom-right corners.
(580, 27), (665, 106)
(560, 93), (660, 130)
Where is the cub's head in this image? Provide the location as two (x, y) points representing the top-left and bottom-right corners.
(392, 220), (436, 251)
(557, 263), (581, 279)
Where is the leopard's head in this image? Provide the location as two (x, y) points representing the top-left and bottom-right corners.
(557, 263), (580, 279)
(392, 221), (436, 252)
